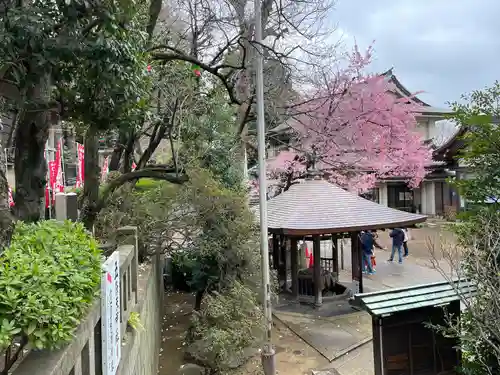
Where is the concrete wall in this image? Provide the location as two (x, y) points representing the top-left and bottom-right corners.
(6, 165), (14, 187)
(119, 255), (163, 375)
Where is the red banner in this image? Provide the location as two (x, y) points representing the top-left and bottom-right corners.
(8, 186), (14, 207)
(55, 139), (64, 193)
(101, 156), (109, 181)
(44, 154), (51, 208)
(76, 143), (85, 188)
(55, 138), (61, 175)
(45, 187), (50, 208)
(48, 160), (57, 193)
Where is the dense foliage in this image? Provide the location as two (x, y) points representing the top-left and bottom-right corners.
(94, 166), (265, 371)
(94, 177), (179, 260)
(0, 0), (150, 221)
(187, 282), (263, 374)
(169, 168), (258, 308)
(0, 220), (101, 350)
(450, 81), (500, 209)
(443, 82), (500, 374)
(440, 210), (500, 374)
(96, 166), (258, 298)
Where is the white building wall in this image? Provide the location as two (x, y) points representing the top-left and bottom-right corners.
(415, 118), (440, 141)
(379, 183), (388, 206)
(423, 181), (436, 216)
(415, 119), (430, 139)
(420, 182), (427, 215)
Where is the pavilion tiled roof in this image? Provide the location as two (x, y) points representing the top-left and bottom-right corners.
(266, 177), (427, 235)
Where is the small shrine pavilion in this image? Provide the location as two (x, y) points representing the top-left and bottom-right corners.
(266, 172), (427, 307)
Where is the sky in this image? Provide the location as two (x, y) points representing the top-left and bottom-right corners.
(332, 0), (500, 108)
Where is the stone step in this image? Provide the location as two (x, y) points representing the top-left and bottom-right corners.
(312, 369), (341, 375)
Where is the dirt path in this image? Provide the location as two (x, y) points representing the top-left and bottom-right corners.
(158, 291), (195, 375)
(231, 318), (329, 375)
(158, 290), (328, 375)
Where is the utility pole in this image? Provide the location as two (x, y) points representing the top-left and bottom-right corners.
(254, 0), (276, 374)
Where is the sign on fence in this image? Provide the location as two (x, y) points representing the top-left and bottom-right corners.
(101, 251), (121, 375)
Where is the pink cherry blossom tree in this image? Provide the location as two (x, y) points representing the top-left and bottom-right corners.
(265, 45), (433, 196)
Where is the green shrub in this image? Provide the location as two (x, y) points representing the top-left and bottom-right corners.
(0, 220), (101, 350)
(186, 282), (263, 373)
(134, 178), (162, 191)
(170, 252), (194, 292)
(94, 180), (179, 260)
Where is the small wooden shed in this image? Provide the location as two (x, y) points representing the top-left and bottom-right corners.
(350, 279), (476, 375)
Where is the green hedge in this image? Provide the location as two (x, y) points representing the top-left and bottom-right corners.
(134, 178), (162, 191)
(0, 220), (101, 350)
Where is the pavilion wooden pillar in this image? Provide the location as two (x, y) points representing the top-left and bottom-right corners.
(313, 235), (322, 307)
(331, 234), (339, 281)
(272, 234), (280, 270)
(350, 231), (363, 294)
(290, 238), (299, 300)
(280, 235), (288, 292)
(340, 234), (345, 270)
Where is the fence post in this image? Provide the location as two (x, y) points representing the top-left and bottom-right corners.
(117, 226), (139, 304)
(55, 193), (67, 221)
(66, 192), (78, 221)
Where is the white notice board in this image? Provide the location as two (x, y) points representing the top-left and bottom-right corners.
(101, 251), (121, 375)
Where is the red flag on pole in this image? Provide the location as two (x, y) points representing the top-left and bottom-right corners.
(55, 139), (64, 193)
(101, 156), (109, 181)
(48, 160), (57, 203)
(8, 186), (14, 207)
(44, 151), (51, 209)
(76, 143), (85, 188)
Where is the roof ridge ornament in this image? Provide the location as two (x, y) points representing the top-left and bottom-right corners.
(304, 147), (324, 180)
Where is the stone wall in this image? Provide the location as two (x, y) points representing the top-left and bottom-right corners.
(11, 227), (164, 375)
(119, 253), (163, 375)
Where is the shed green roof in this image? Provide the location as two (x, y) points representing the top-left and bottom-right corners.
(350, 279), (476, 317)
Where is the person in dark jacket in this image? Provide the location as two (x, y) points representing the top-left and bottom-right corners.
(388, 228), (405, 264)
(360, 230), (383, 274)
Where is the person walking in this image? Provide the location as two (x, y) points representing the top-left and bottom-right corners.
(360, 230), (383, 275)
(403, 228), (410, 257)
(370, 231), (385, 271)
(388, 228), (405, 264)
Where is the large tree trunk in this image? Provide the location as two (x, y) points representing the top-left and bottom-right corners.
(0, 146), (14, 249)
(13, 75), (52, 222)
(81, 126), (100, 230)
(194, 290), (204, 311)
(108, 148), (123, 172)
(108, 129), (129, 171)
(122, 130), (136, 173)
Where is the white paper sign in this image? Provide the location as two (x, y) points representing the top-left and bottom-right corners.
(352, 279), (360, 295)
(101, 251), (121, 375)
